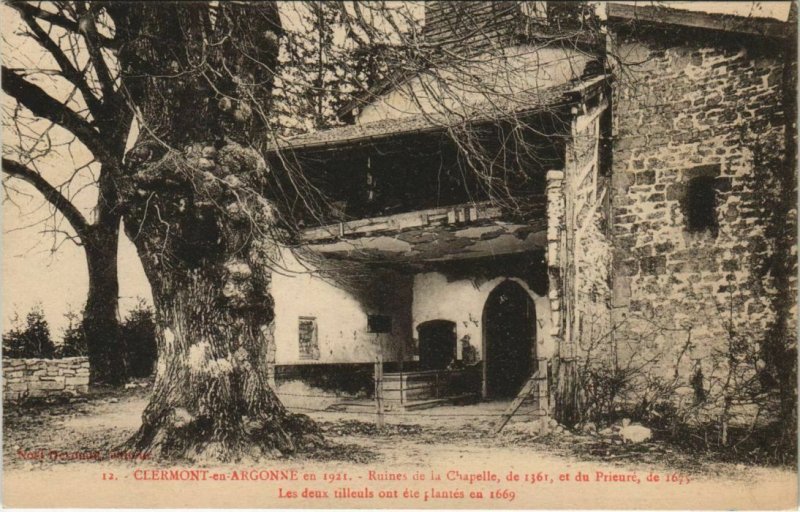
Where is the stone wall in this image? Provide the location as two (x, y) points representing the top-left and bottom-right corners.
(3, 357), (90, 401)
(568, 100), (613, 360)
(607, 25), (796, 412)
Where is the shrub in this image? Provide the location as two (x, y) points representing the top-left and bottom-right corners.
(3, 305), (56, 358)
(59, 309), (88, 357)
(121, 299), (158, 378)
(4, 301), (158, 383)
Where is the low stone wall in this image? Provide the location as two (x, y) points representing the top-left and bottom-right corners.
(3, 357), (90, 401)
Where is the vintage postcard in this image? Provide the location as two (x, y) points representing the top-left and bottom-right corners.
(1, 1), (798, 509)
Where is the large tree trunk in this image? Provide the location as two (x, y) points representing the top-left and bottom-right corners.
(83, 218), (125, 386)
(121, 142), (322, 460)
(112, 1), (322, 459)
(127, 262), (322, 459)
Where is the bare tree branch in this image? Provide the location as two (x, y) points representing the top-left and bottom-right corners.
(16, 8), (105, 119)
(75, 2), (116, 104)
(7, 1), (117, 48)
(2, 157), (90, 237)
(1, 65), (112, 162)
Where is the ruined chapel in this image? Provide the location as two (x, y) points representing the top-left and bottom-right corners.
(262, 2), (797, 420)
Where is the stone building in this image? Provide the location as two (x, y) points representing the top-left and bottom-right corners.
(265, 2), (796, 419)
(603, 3), (796, 421)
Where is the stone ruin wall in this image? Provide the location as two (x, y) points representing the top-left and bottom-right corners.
(608, 27), (795, 409)
(569, 102), (613, 362)
(3, 357), (90, 401)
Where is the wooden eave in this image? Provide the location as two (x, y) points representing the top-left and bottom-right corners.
(266, 75), (611, 155)
(299, 197), (547, 263)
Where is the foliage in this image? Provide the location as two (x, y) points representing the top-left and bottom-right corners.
(3, 303), (158, 377)
(120, 300), (158, 378)
(55, 301), (157, 377)
(3, 305), (56, 359)
(59, 308), (88, 358)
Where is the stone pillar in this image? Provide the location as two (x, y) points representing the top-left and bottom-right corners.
(546, 170), (566, 348)
(546, 169), (567, 415)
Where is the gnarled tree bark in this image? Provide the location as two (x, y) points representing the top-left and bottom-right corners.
(114, 1), (322, 460)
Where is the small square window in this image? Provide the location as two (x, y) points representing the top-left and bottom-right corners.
(683, 175), (718, 236)
(298, 317), (319, 360)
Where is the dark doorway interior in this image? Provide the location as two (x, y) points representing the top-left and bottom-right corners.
(417, 320), (457, 370)
(483, 281), (536, 398)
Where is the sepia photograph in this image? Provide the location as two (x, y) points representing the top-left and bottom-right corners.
(1, 1), (797, 509)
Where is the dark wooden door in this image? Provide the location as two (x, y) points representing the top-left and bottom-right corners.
(483, 281), (535, 398)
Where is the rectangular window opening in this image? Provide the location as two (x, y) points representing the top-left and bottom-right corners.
(298, 317), (320, 360)
(684, 175), (719, 236)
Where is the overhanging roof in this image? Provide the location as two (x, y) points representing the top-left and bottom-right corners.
(304, 220), (547, 263)
(607, 2), (792, 39)
(266, 75), (608, 153)
(300, 198), (547, 263)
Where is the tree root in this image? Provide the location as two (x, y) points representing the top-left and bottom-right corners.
(121, 410), (324, 462)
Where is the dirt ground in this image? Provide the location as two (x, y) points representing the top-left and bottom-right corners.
(3, 387), (797, 509)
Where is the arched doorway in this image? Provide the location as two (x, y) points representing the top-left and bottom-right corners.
(482, 281), (536, 398)
(417, 320), (457, 370)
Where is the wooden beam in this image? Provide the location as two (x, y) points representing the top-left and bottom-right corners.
(299, 198), (548, 263)
(304, 220), (548, 263)
(302, 200), (514, 242)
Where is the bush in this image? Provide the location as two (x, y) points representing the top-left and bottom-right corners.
(57, 300), (157, 376)
(59, 309), (88, 357)
(121, 300), (158, 378)
(3, 305), (56, 358)
(4, 302), (159, 382)
(647, 404), (796, 467)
